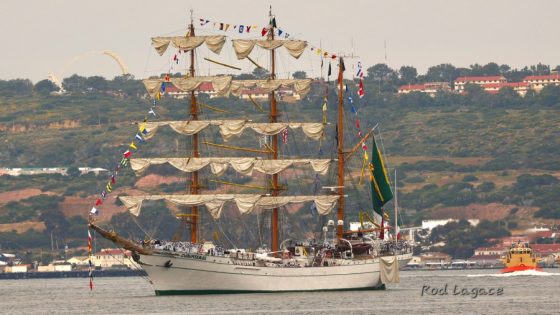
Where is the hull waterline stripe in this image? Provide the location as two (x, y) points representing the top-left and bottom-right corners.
(154, 284), (386, 295)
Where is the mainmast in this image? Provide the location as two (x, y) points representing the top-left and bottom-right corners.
(268, 6), (280, 253)
(336, 57), (345, 239)
(189, 10), (200, 244)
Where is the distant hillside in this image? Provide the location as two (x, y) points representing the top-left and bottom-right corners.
(1, 71), (559, 260)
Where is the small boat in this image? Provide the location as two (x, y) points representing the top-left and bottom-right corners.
(500, 241), (541, 273)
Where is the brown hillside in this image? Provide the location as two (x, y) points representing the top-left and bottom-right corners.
(0, 221), (46, 233)
(59, 188), (147, 222)
(0, 188), (57, 205)
(427, 203), (538, 221)
(135, 174), (184, 189)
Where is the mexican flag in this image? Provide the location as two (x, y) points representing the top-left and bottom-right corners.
(369, 136), (393, 217)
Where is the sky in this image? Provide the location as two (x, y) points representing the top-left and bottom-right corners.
(2, 0), (560, 82)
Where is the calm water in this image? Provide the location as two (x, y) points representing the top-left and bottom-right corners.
(1, 269), (559, 314)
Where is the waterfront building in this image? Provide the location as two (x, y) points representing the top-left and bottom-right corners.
(420, 252), (452, 268)
(93, 248), (139, 269)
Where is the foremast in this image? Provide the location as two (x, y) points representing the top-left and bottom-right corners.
(188, 11), (200, 244)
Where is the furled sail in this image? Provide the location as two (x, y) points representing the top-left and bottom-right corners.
(119, 194), (339, 219)
(229, 79), (312, 98)
(232, 39), (307, 59)
(143, 77), (312, 98)
(151, 35), (226, 55)
(143, 76), (233, 98)
(130, 157), (332, 176)
(142, 120), (324, 141)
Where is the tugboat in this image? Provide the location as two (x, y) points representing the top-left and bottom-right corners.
(500, 241), (541, 273)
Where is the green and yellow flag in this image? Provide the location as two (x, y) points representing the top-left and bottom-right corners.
(369, 136), (393, 216)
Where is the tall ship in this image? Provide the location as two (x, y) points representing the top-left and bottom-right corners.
(89, 9), (412, 295)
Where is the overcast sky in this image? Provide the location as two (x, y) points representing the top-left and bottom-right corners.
(2, 0), (559, 82)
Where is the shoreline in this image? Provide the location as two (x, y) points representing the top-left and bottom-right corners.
(2, 265), (556, 280)
(0, 269), (146, 280)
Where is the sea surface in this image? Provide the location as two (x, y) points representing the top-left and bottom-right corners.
(1, 269), (559, 314)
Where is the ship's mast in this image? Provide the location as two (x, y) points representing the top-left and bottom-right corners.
(189, 10), (199, 244)
(268, 7), (280, 253)
(394, 169), (398, 245)
(336, 57), (345, 239)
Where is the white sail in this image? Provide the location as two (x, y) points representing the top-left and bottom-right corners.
(143, 77), (312, 98)
(232, 39), (307, 59)
(142, 120), (324, 141)
(119, 194), (339, 219)
(130, 157), (332, 176)
(143, 76), (232, 98)
(229, 79), (312, 98)
(151, 35), (226, 55)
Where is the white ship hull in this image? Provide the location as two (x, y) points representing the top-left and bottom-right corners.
(138, 253), (387, 295)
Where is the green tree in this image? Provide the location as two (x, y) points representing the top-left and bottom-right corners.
(85, 76), (109, 91)
(481, 62), (501, 76)
(423, 63), (459, 82)
(478, 182), (496, 192)
(111, 74), (144, 96)
(0, 79), (34, 97)
(365, 63), (398, 92)
(399, 66), (418, 84)
(468, 62), (500, 76)
(494, 87), (523, 107)
(62, 74), (87, 92)
(66, 167), (81, 178)
(499, 64), (511, 76)
(252, 67), (269, 79)
(34, 79), (59, 95)
(292, 71), (307, 79)
(537, 85), (560, 107)
(530, 63), (550, 75)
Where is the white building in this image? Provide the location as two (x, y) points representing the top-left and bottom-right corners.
(93, 248), (139, 269)
(454, 76), (506, 93)
(474, 246), (507, 256)
(0, 167), (107, 176)
(421, 219), (479, 231)
(37, 263), (72, 272)
(4, 265), (28, 273)
(398, 82), (451, 97)
(164, 82), (219, 99)
(480, 82), (529, 96)
(523, 74), (560, 92)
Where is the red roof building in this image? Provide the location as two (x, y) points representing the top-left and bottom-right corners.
(479, 82), (529, 96)
(454, 76), (507, 93)
(531, 244), (560, 256)
(164, 82), (219, 99)
(491, 236), (531, 246)
(455, 76), (506, 83)
(474, 246), (507, 256)
(523, 74), (560, 92)
(397, 82), (451, 97)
